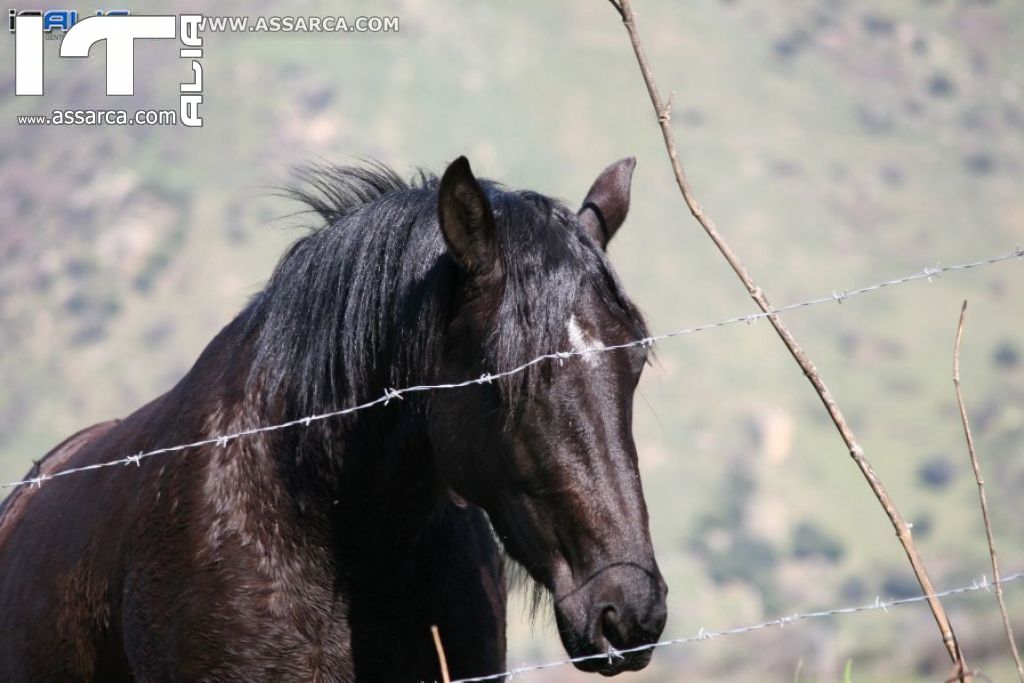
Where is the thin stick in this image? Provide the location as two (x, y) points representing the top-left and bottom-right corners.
(954, 301), (1024, 682)
(431, 625), (452, 683)
(611, 0), (966, 675)
(945, 669), (993, 683)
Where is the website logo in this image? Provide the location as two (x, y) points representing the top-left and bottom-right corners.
(12, 13), (204, 127)
(8, 9), (129, 33)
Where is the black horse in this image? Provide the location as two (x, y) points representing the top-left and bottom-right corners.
(0, 156), (667, 681)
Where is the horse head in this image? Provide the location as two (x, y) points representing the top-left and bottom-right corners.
(428, 156), (667, 675)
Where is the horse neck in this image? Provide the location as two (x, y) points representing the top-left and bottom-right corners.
(333, 407), (446, 550)
(188, 316), (447, 562)
(241, 400), (447, 557)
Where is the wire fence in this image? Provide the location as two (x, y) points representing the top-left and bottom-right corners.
(2, 246), (1021, 491)
(451, 572), (1024, 682)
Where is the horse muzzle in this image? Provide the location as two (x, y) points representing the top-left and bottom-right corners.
(553, 562), (668, 676)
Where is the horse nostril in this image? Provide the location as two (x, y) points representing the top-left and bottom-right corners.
(599, 605), (625, 647)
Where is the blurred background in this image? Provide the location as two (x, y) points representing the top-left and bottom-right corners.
(1, 0), (1022, 680)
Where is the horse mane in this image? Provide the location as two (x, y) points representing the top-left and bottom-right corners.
(246, 161), (647, 419)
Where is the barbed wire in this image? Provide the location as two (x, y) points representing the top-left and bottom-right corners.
(2, 247), (1021, 491)
(451, 571), (1024, 683)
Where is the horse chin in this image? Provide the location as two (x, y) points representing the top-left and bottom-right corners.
(568, 642), (653, 676)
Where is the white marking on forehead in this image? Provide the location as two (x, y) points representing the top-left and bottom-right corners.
(567, 315), (605, 366)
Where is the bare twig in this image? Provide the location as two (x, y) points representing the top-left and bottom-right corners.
(945, 669), (991, 683)
(431, 625), (451, 683)
(611, 0), (965, 673)
(954, 301), (1024, 682)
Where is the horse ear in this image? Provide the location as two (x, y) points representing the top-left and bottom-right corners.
(577, 157), (636, 249)
(438, 156), (499, 275)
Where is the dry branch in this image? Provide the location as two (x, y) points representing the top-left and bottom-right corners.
(954, 301), (1024, 682)
(431, 625), (452, 683)
(945, 669), (993, 683)
(610, 0), (966, 675)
